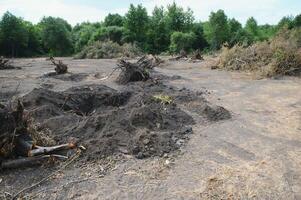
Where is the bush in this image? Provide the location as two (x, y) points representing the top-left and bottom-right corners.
(74, 40), (142, 59)
(218, 28), (301, 77)
(169, 32), (196, 53)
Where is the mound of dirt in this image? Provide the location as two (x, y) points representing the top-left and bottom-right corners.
(14, 75), (231, 161)
(19, 82), (195, 160)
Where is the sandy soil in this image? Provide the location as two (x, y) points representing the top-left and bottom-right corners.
(0, 57), (301, 200)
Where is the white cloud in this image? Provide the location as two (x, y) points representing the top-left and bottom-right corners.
(0, 0), (300, 26)
(0, 0), (107, 25)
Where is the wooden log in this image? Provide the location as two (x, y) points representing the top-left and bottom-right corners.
(28, 143), (76, 157)
(1, 155), (68, 169)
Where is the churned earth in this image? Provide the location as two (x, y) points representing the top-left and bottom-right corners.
(0, 57), (300, 199)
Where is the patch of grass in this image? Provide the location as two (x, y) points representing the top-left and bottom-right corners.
(153, 94), (173, 105)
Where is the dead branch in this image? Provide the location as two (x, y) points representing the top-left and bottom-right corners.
(28, 143), (76, 157)
(1, 155), (68, 169)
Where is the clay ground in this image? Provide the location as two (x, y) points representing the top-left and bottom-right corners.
(0, 57), (301, 199)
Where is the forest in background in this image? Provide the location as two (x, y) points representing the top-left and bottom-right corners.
(0, 2), (300, 57)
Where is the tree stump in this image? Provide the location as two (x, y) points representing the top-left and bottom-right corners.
(116, 59), (150, 84)
(49, 57), (68, 74)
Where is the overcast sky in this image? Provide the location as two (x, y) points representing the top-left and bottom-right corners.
(0, 0), (300, 26)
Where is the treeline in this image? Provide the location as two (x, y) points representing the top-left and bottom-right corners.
(0, 3), (300, 57)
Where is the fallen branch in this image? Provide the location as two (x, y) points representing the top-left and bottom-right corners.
(1, 154), (68, 169)
(28, 143), (76, 157)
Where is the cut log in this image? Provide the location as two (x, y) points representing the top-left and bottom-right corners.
(1, 155), (68, 169)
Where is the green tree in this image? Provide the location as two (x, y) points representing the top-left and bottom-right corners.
(91, 26), (125, 44)
(24, 21), (42, 56)
(0, 12), (28, 57)
(191, 22), (208, 50)
(258, 24), (276, 40)
(228, 18), (243, 46)
(104, 14), (124, 27)
(39, 17), (73, 56)
(277, 16), (294, 30)
(206, 10), (229, 50)
(170, 31), (196, 53)
(147, 6), (169, 53)
(72, 23), (96, 52)
(165, 2), (194, 33)
(124, 4), (149, 49)
(293, 14), (301, 27)
(245, 17), (259, 40)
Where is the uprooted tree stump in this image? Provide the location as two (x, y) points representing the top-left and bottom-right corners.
(49, 57), (68, 74)
(116, 59), (150, 84)
(137, 54), (164, 69)
(0, 100), (32, 159)
(0, 57), (20, 70)
(0, 100), (75, 169)
(169, 50), (188, 61)
(191, 50), (204, 61)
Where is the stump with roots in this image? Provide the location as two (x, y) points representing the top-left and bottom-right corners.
(49, 57), (68, 74)
(0, 101), (75, 169)
(116, 59), (150, 84)
(0, 101), (33, 159)
(137, 54), (164, 69)
(191, 50), (204, 61)
(0, 57), (20, 70)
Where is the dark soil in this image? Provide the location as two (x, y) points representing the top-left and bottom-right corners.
(16, 77), (230, 161)
(41, 72), (89, 82)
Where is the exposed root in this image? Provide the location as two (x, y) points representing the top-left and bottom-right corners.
(49, 57), (68, 74)
(116, 59), (150, 84)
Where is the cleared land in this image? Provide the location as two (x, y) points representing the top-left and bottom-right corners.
(0, 57), (301, 199)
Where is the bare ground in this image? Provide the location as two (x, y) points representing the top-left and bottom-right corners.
(0, 57), (301, 199)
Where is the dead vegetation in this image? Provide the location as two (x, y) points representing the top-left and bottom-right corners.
(74, 41), (142, 59)
(0, 57), (21, 70)
(137, 54), (164, 69)
(0, 100), (78, 170)
(116, 59), (151, 84)
(217, 28), (301, 77)
(49, 57), (68, 74)
(169, 49), (204, 63)
(115, 55), (163, 84)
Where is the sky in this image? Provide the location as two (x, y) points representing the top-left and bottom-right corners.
(0, 0), (300, 26)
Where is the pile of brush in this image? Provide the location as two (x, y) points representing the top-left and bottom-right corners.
(218, 28), (301, 77)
